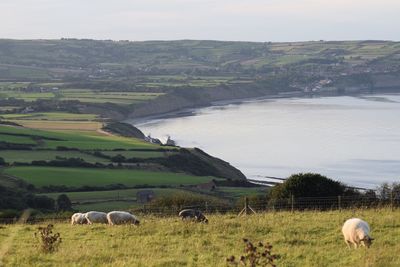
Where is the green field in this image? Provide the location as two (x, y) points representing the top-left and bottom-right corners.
(42, 134), (159, 150)
(58, 90), (163, 105)
(0, 125), (162, 150)
(0, 91), (55, 101)
(0, 89), (163, 105)
(0, 112), (99, 121)
(0, 209), (399, 266)
(9, 120), (102, 131)
(4, 167), (216, 187)
(0, 133), (37, 145)
(42, 188), (186, 202)
(0, 150), (109, 164)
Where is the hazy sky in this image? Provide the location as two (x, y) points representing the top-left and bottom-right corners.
(1, 0), (399, 42)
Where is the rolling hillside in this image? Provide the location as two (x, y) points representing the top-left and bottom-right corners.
(1, 39), (399, 119)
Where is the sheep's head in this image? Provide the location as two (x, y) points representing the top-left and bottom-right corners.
(362, 236), (374, 248)
(133, 220), (140, 226)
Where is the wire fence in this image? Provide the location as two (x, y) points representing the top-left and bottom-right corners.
(1, 195), (399, 224)
(136, 195), (400, 216)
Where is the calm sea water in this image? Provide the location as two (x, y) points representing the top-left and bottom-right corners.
(134, 94), (400, 188)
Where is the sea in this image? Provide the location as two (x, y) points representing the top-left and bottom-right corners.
(133, 93), (400, 189)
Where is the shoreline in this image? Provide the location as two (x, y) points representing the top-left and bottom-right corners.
(124, 90), (400, 189)
(126, 91), (306, 125)
(126, 88), (400, 126)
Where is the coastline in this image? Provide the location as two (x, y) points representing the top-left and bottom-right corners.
(126, 90), (305, 125)
(125, 88), (400, 126)
(128, 91), (400, 189)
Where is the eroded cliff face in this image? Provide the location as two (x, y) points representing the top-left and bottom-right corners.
(128, 84), (270, 119)
(128, 74), (400, 119)
(372, 74), (400, 89)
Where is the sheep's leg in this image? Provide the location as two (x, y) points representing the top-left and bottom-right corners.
(353, 243), (358, 249)
(345, 240), (351, 249)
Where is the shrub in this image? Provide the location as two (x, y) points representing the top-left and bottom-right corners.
(35, 224), (62, 253)
(227, 238), (280, 267)
(56, 194), (72, 211)
(269, 173), (345, 199)
(26, 195), (55, 211)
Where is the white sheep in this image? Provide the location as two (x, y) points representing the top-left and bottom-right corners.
(84, 211), (108, 224)
(342, 218), (374, 248)
(70, 212), (88, 225)
(107, 211), (140, 225)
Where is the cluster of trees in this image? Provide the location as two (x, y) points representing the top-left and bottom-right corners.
(269, 173), (348, 199)
(0, 184), (72, 214)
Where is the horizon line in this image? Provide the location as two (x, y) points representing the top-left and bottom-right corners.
(0, 37), (398, 44)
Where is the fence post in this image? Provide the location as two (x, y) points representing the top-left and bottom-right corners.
(338, 195), (341, 212)
(391, 189), (394, 211)
(238, 197), (256, 216)
(205, 201), (208, 213)
(245, 197), (249, 215)
(291, 194), (294, 213)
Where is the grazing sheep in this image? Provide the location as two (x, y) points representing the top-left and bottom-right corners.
(342, 218), (374, 248)
(178, 209), (208, 223)
(71, 213), (88, 225)
(107, 211), (140, 225)
(84, 211), (108, 224)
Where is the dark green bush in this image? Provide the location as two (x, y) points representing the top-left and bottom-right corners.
(269, 173), (345, 199)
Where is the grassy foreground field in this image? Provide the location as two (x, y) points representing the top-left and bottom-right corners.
(0, 209), (399, 267)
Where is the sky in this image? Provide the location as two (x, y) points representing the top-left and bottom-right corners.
(0, 0), (399, 42)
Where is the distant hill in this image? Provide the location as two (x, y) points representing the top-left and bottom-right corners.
(0, 39), (399, 80)
(0, 39), (399, 118)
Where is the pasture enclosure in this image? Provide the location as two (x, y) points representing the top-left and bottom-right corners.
(0, 150), (110, 164)
(0, 125), (163, 150)
(0, 209), (399, 266)
(4, 166), (217, 187)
